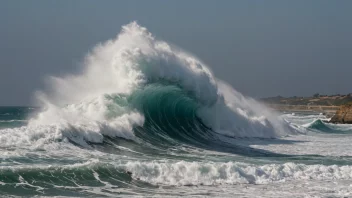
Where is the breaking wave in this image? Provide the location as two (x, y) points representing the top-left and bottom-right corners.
(0, 22), (292, 148)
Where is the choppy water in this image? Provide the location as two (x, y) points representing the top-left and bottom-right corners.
(1, 107), (352, 197)
(1, 22), (352, 197)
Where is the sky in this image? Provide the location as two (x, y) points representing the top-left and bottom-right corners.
(0, 0), (351, 106)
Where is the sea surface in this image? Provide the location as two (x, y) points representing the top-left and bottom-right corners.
(1, 107), (352, 197)
(1, 22), (352, 197)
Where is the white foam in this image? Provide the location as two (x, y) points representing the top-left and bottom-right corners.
(236, 133), (352, 157)
(125, 160), (352, 186)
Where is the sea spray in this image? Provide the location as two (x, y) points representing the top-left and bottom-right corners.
(21, 22), (291, 148)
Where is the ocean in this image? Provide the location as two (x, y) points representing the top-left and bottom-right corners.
(1, 22), (352, 197)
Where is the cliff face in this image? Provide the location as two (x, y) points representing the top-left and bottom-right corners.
(330, 104), (352, 124)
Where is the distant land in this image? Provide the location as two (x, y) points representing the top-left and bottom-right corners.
(260, 93), (352, 118)
(260, 93), (352, 106)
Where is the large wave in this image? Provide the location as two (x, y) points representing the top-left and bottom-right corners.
(0, 22), (292, 148)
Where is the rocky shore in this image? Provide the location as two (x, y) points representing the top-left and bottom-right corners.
(329, 103), (352, 124)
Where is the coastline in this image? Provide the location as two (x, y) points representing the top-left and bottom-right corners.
(265, 104), (338, 117)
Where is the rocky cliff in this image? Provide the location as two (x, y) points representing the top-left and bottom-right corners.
(330, 103), (352, 124)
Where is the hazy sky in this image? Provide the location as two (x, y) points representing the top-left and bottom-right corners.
(1, 0), (351, 105)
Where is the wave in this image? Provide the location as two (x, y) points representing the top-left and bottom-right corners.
(304, 119), (352, 134)
(0, 22), (292, 149)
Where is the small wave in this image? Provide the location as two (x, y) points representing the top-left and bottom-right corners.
(304, 119), (352, 134)
(0, 120), (27, 123)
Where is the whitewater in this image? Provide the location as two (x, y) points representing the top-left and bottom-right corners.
(1, 22), (352, 197)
